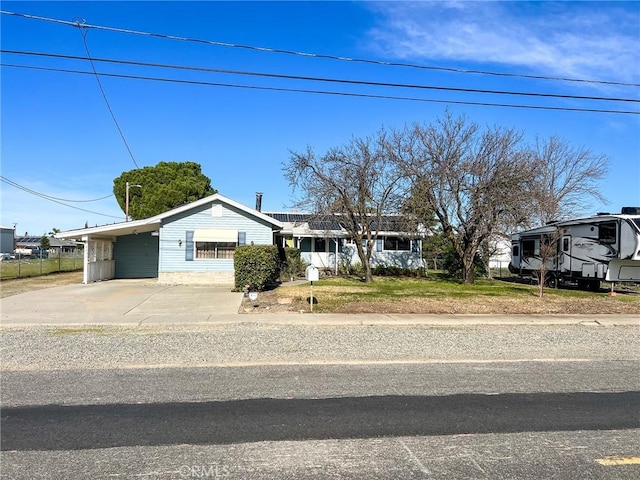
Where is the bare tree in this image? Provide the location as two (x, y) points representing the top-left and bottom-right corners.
(284, 130), (404, 283)
(531, 136), (609, 224)
(389, 112), (539, 284)
(535, 229), (561, 298)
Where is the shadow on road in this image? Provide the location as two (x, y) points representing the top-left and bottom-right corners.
(2, 391), (639, 451)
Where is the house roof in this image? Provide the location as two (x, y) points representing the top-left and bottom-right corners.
(56, 193), (284, 240)
(263, 212), (422, 237)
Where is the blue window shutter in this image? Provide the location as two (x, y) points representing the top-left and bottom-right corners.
(185, 231), (194, 261)
(376, 239), (383, 252)
(238, 232), (246, 246)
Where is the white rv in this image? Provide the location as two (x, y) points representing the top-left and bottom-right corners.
(509, 207), (640, 290)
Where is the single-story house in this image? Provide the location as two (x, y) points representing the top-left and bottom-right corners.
(56, 193), (425, 285)
(263, 212), (424, 274)
(56, 193), (284, 285)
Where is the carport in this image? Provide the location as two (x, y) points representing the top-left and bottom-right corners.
(57, 219), (161, 284)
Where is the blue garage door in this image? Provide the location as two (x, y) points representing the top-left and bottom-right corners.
(113, 232), (159, 278)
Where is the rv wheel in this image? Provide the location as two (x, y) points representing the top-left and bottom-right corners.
(545, 274), (558, 289)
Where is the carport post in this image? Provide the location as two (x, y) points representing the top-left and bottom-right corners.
(82, 235), (89, 284)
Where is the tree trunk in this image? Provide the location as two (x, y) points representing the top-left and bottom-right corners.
(354, 240), (374, 283)
(363, 262), (373, 283)
(461, 251), (475, 285)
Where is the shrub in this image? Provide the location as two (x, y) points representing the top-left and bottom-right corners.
(372, 265), (427, 277)
(339, 261), (364, 277)
(234, 245), (280, 291)
(442, 245), (487, 279)
(280, 247), (307, 280)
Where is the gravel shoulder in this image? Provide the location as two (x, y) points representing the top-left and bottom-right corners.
(1, 323), (639, 371)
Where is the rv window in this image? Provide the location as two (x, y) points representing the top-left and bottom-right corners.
(512, 245), (519, 257)
(563, 238), (569, 251)
(598, 222), (616, 244)
(522, 239), (536, 257)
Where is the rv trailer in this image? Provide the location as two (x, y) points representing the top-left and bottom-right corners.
(509, 207), (640, 290)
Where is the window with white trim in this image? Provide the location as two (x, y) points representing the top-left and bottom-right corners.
(383, 236), (410, 251)
(196, 241), (236, 259)
(193, 229), (238, 260)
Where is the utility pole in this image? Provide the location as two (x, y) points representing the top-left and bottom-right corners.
(125, 182), (142, 222)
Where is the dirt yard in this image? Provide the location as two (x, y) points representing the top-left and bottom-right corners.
(0, 271), (83, 298)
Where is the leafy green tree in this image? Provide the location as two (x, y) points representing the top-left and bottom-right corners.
(40, 235), (50, 250)
(113, 162), (216, 220)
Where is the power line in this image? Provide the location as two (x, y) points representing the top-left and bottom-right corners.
(0, 175), (113, 202)
(3, 63), (638, 115)
(4, 49), (638, 104)
(75, 19), (139, 169)
(0, 176), (122, 219)
(1, 9), (638, 88)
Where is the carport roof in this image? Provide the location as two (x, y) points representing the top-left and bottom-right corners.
(55, 193), (284, 241)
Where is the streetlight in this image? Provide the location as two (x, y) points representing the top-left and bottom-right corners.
(125, 182), (142, 222)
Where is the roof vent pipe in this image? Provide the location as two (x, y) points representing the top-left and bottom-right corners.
(255, 192), (263, 212)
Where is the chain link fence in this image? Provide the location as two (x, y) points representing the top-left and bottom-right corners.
(0, 249), (83, 280)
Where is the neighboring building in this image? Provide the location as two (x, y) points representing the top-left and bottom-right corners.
(48, 238), (81, 256)
(488, 238), (512, 269)
(56, 193), (283, 285)
(15, 236), (44, 251)
(0, 226), (15, 255)
(264, 212), (424, 274)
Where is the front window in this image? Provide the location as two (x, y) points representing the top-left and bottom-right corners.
(314, 238), (327, 252)
(384, 237), (411, 251)
(196, 242), (236, 259)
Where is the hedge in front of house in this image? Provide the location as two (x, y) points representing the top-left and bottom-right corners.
(280, 247), (306, 280)
(234, 245), (280, 291)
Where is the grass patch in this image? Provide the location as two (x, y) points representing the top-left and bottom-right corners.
(0, 257), (83, 280)
(272, 276), (639, 314)
(52, 327), (107, 336)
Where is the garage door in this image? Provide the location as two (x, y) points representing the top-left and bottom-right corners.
(113, 232), (159, 278)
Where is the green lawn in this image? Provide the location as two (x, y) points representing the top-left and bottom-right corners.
(0, 257), (83, 280)
(276, 275), (640, 313)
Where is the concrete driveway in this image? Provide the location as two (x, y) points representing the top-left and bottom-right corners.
(0, 280), (244, 325)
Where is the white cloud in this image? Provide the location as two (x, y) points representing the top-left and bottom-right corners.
(365, 1), (640, 84)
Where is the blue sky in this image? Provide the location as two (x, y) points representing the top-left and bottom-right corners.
(1, 1), (639, 236)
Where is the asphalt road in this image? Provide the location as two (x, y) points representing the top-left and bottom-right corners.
(1, 324), (639, 479)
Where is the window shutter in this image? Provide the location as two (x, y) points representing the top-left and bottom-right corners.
(185, 231), (194, 261)
(238, 232), (246, 246)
